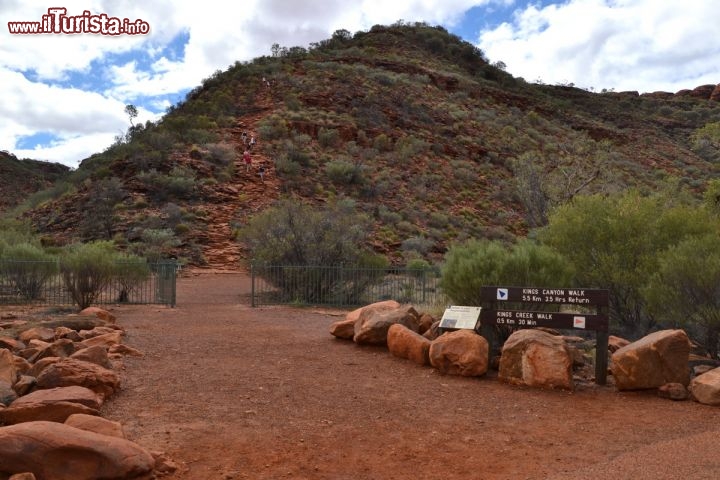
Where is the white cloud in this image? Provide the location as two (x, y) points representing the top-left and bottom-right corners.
(477, 0), (720, 93)
(13, 132), (117, 168)
(0, 67), (159, 167)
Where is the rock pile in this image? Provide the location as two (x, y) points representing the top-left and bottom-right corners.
(0, 307), (176, 480)
(330, 301), (720, 405)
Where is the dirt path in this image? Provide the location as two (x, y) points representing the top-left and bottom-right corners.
(199, 86), (282, 270)
(102, 273), (720, 479)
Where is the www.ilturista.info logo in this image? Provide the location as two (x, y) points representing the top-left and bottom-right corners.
(8, 8), (150, 35)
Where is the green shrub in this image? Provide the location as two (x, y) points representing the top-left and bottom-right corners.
(373, 133), (393, 152)
(0, 243), (57, 300)
(0, 220), (38, 254)
(440, 239), (573, 306)
(274, 157), (301, 177)
(114, 253), (151, 303)
(401, 236), (433, 255)
(137, 166), (197, 200)
(204, 142), (236, 165)
(325, 159), (364, 184)
(60, 241), (117, 309)
(239, 198), (385, 303)
(318, 128), (340, 148)
(257, 115), (289, 140)
(135, 229), (181, 263)
(406, 258), (434, 279)
(174, 223), (191, 235)
(539, 189), (719, 336)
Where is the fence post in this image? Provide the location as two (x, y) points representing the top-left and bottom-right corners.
(251, 263), (256, 308)
(170, 260), (177, 308)
(421, 269), (427, 304)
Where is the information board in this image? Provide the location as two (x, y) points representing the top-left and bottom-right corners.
(438, 305), (481, 330)
(479, 284), (610, 385)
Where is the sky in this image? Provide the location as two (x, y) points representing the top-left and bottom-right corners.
(1, 0), (719, 168)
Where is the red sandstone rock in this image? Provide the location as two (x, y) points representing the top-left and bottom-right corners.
(79, 306), (117, 323)
(65, 413), (125, 438)
(329, 318), (356, 340)
(354, 305), (420, 345)
(0, 421), (154, 480)
(689, 84), (716, 99)
(35, 359), (120, 399)
(499, 329), (574, 390)
(70, 345), (111, 368)
(12, 385), (102, 409)
(417, 313), (434, 335)
(429, 329), (488, 377)
(611, 329), (691, 390)
(387, 323), (431, 366)
(53, 326), (82, 342)
(18, 327), (54, 343)
(608, 335), (630, 353)
(689, 367), (720, 406)
(108, 344), (143, 357)
(0, 400), (99, 425)
(0, 337), (26, 351)
(711, 84), (720, 102)
(0, 348), (16, 384)
(346, 300), (401, 324)
(658, 383), (689, 401)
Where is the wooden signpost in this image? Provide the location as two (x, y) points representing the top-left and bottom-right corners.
(479, 286), (610, 385)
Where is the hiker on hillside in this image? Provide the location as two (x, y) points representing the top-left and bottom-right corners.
(243, 150), (252, 172)
(258, 162), (266, 183)
(241, 131), (247, 145)
(249, 135), (256, 149)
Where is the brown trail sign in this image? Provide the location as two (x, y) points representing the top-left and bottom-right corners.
(479, 286), (610, 385)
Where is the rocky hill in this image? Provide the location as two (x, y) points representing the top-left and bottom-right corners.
(12, 23), (720, 268)
(0, 151), (70, 213)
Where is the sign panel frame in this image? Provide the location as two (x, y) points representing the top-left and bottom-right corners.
(439, 305), (482, 331)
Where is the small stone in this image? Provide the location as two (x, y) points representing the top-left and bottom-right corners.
(657, 382), (689, 401)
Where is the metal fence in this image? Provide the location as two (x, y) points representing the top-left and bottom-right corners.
(250, 264), (445, 307)
(0, 260), (177, 307)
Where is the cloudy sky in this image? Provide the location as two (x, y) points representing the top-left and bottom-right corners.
(1, 0), (719, 168)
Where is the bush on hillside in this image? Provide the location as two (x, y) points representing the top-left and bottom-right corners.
(239, 198), (388, 303)
(137, 166), (197, 201)
(325, 159), (365, 185)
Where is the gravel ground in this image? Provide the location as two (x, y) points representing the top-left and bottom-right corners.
(98, 271), (720, 480)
